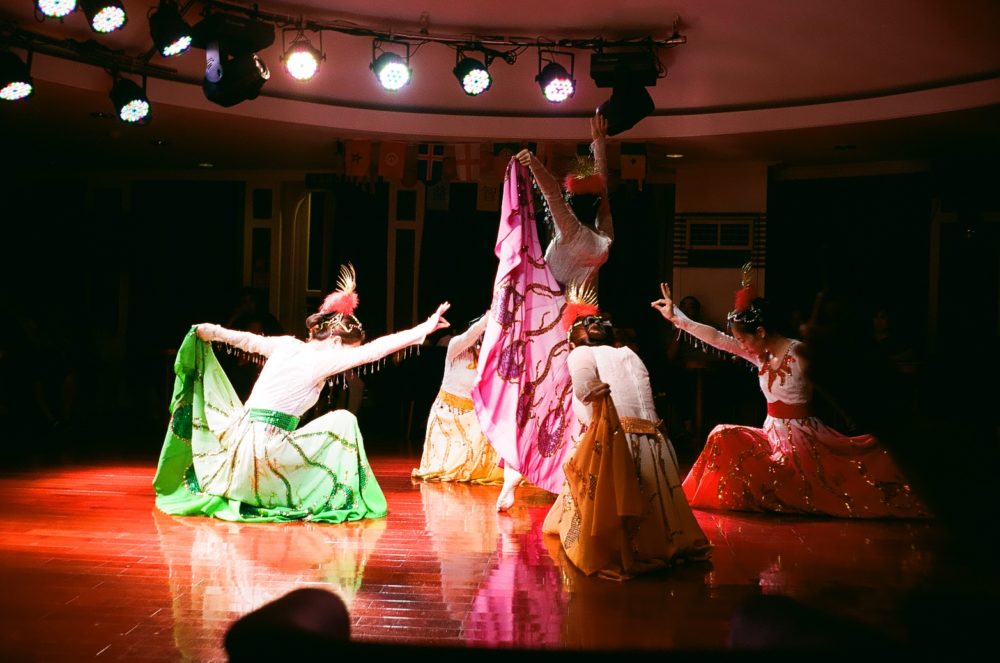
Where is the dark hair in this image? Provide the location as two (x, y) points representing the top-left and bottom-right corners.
(727, 297), (773, 336)
(305, 312), (365, 344)
(568, 192), (602, 227)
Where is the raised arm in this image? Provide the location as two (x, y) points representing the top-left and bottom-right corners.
(651, 284), (759, 366)
(446, 312), (489, 362)
(591, 112), (614, 241)
(313, 303), (451, 378)
(515, 149), (580, 244)
(195, 323), (283, 357)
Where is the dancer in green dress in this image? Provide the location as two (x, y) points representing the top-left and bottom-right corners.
(154, 265), (450, 522)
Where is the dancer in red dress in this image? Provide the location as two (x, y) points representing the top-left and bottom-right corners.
(651, 269), (928, 518)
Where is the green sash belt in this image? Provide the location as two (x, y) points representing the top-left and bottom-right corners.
(249, 408), (300, 432)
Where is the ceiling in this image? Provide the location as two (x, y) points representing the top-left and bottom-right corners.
(2, 0), (1000, 171)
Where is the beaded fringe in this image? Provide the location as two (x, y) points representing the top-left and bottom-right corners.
(212, 341), (423, 402)
(532, 179), (556, 238)
(675, 328), (756, 372)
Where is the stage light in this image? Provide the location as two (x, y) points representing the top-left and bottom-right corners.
(536, 50), (575, 103)
(80, 0), (126, 34)
(149, 0), (192, 57)
(110, 76), (150, 124)
(371, 41), (411, 91)
(453, 56), (491, 96)
(192, 13), (274, 107)
(36, 0), (76, 19)
(282, 30), (323, 81)
(591, 47), (660, 135)
(0, 51), (33, 101)
(596, 83), (654, 136)
(203, 42), (270, 107)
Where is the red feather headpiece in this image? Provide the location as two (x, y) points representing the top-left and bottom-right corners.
(319, 264), (359, 316)
(563, 173), (606, 196)
(563, 155), (605, 196)
(731, 262), (757, 313)
(561, 282), (600, 331)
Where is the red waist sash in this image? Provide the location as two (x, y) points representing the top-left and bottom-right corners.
(767, 401), (811, 419)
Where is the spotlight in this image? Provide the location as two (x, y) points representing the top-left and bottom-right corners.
(80, 0), (127, 34)
(110, 76), (150, 124)
(371, 41), (411, 91)
(36, 0), (76, 19)
(536, 50), (575, 103)
(282, 30), (323, 81)
(149, 0), (192, 57)
(192, 13), (274, 108)
(203, 42), (270, 107)
(596, 84), (654, 136)
(0, 51), (33, 101)
(453, 56), (491, 96)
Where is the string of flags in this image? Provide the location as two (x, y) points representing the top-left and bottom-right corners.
(329, 139), (652, 188)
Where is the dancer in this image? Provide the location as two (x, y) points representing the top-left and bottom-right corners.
(485, 112), (613, 511)
(154, 264), (450, 523)
(651, 267), (928, 518)
(412, 313), (504, 484)
(543, 283), (710, 579)
(473, 158), (580, 512)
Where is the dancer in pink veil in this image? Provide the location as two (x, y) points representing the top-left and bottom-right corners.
(476, 112), (613, 511)
(472, 159), (580, 510)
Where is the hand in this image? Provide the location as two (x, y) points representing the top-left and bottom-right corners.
(591, 111), (608, 141)
(514, 149), (533, 167)
(425, 302), (451, 333)
(650, 282), (676, 322)
(582, 381), (611, 403)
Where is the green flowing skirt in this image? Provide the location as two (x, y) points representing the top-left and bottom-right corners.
(153, 330), (387, 523)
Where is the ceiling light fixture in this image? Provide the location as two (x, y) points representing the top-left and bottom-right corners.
(371, 40), (411, 91)
(80, 0), (127, 34)
(0, 50), (33, 101)
(282, 28), (324, 81)
(36, 0), (77, 19)
(109, 75), (151, 124)
(453, 54), (491, 96)
(536, 50), (575, 103)
(149, 0), (193, 57)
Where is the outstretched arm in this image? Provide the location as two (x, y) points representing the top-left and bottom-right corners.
(515, 149), (579, 244)
(446, 312), (489, 362)
(591, 112), (614, 241)
(651, 283), (759, 366)
(314, 303), (451, 378)
(195, 323), (283, 357)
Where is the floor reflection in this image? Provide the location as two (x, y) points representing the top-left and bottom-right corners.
(696, 510), (940, 642)
(463, 501), (567, 648)
(0, 461), (978, 659)
(419, 481), (501, 626)
(154, 511), (385, 660)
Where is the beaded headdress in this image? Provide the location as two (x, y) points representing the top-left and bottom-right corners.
(315, 263), (363, 336)
(726, 261), (762, 327)
(562, 281), (601, 335)
(563, 155), (606, 196)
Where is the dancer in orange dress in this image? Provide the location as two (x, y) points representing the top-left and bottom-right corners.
(651, 267), (928, 518)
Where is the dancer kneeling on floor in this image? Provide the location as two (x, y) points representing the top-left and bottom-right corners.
(543, 283), (710, 579)
(154, 264), (450, 523)
(651, 266), (928, 519)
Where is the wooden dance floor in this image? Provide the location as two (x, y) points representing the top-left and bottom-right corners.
(0, 455), (985, 660)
